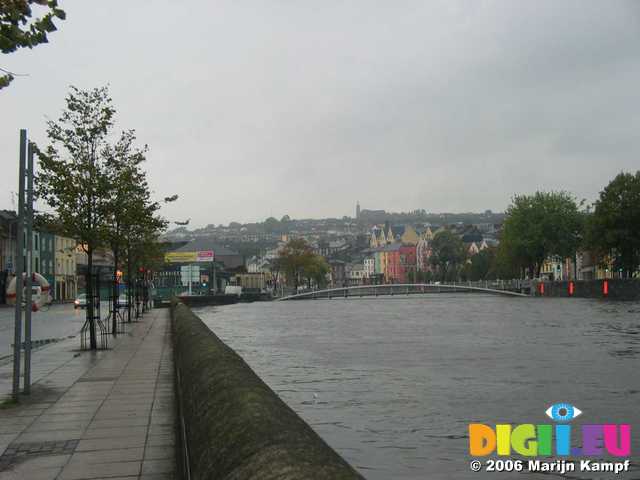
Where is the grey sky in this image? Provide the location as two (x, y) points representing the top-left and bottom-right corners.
(2, 1), (640, 227)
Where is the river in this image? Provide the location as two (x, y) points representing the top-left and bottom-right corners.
(194, 294), (640, 479)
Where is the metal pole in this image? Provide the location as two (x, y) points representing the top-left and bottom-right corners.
(24, 142), (34, 393)
(212, 261), (216, 294)
(12, 130), (27, 400)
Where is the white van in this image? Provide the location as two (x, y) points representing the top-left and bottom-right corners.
(224, 286), (242, 296)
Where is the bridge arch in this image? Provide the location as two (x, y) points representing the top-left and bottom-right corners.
(277, 283), (528, 301)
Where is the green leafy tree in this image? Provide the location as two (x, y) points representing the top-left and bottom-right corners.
(466, 247), (500, 281)
(278, 238), (313, 290)
(102, 130), (151, 331)
(499, 191), (584, 278)
(36, 86), (114, 349)
(303, 255), (330, 288)
(429, 230), (466, 281)
(263, 216), (280, 234)
(587, 172), (640, 276)
(277, 238), (328, 290)
(407, 269), (416, 283)
(1, 0), (65, 89)
(280, 215), (292, 233)
(120, 191), (167, 321)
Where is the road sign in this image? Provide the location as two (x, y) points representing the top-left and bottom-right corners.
(165, 250), (215, 263)
(180, 265), (200, 286)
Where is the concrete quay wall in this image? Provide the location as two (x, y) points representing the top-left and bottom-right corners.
(534, 279), (640, 300)
(171, 299), (364, 480)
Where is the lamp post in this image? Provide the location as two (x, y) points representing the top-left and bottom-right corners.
(12, 130), (27, 400)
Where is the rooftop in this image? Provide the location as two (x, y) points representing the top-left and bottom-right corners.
(173, 238), (240, 256)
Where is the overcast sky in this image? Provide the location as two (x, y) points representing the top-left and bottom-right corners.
(2, 1), (639, 227)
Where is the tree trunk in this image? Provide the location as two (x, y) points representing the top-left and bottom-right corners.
(111, 247), (119, 335)
(126, 240), (132, 322)
(87, 245), (97, 350)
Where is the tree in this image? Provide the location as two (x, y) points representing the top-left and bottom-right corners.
(102, 130), (152, 331)
(120, 190), (167, 322)
(37, 86), (170, 345)
(277, 238), (328, 290)
(303, 255), (329, 288)
(1, 0), (65, 89)
(587, 172), (640, 276)
(279, 215), (292, 233)
(498, 191), (584, 278)
(278, 238), (313, 290)
(36, 86), (114, 349)
(429, 230), (466, 281)
(263, 216), (280, 234)
(467, 247), (499, 281)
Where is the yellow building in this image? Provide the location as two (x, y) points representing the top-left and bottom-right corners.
(400, 225), (419, 245)
(54, 235), (77, 301)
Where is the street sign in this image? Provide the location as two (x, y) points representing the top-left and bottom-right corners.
(180, 265), (200, 286)
(165, 250), (215, 263)
(196, 250), (214, 262)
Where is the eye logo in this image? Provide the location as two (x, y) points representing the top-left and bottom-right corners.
(545, 403), (582, 422)
(469, 403), (630, 458)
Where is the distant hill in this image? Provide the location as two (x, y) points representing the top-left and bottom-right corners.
(162, 211), (505, 241)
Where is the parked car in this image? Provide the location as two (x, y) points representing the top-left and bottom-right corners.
(74, 294), (87, 309)
(117, 294), (129, 307)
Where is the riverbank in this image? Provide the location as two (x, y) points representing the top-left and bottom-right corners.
(195, 295), (640, 479)
(171, 299), (364, 479)
(534, 278), (640, 300)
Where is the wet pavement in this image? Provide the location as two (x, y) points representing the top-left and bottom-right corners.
(0, 303), (88, 361)
(0, 309), (175, 480)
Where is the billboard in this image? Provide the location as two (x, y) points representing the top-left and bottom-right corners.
(165, 250), (215, 263)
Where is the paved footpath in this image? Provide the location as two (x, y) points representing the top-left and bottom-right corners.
(0, 309), (175, 479)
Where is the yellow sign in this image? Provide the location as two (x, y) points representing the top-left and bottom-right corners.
(165, 252), (197, 263)
(164, 250), (214, 263)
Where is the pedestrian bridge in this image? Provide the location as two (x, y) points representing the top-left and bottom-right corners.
(277, 282), (530, 301)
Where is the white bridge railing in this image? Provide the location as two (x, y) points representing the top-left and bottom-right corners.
(276, 281), (531, 301)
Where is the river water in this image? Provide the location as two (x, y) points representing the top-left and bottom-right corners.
(194, 294), (640, 479)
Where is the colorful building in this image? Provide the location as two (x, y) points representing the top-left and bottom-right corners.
(399, 245), (417, 282)
(55, 235), (77, 301)
(383, 243), (401, 283)
(416, 229), (434, 273)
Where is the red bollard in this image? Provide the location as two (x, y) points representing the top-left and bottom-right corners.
(539, 282), (545, 296)
(568, 281), (575, 296)
(603, 280), (609, 296)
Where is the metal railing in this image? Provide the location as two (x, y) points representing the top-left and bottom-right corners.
(277, 281), (529, 301)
